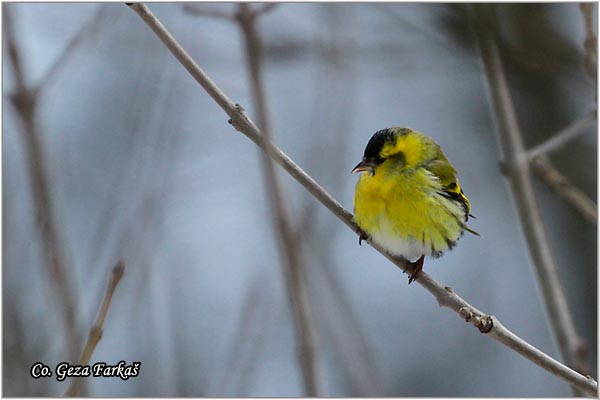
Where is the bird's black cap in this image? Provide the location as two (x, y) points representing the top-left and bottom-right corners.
(363, 128), (399, 161)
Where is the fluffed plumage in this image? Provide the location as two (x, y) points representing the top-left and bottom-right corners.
(352, 127), (478, 282)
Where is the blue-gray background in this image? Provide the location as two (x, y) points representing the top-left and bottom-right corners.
(3, 2), (597, 397)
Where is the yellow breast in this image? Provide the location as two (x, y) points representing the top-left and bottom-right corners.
(353, 165), (465, 260)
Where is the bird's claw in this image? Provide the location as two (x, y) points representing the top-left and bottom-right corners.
(358, 230), (370, 246)
(408, 255), (425, 284)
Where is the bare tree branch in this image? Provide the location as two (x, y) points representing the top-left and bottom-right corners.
(4, 5), (79, 361)
(527, 110), (597, 160)
(184, 2), (318, 394)
(64, 261), (126, 397)
(235, 4), (319, 395)
(470, 4), (592, 396)
(532, 156), (597, 224)
(126, 3), (598, 395)
(527, 109), (597, 225)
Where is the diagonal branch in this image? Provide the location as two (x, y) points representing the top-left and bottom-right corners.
(126, 3), (598, 395)
(470, 4), (592, 396)
(526, 109), (597, 225)
(65, 261), (126, 397)
(527, 110), (597, 160)
(235, 4), (319, 396)
(531, 156), (597, 224)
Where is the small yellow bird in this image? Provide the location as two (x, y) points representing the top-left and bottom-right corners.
(352, 127), (478, 283)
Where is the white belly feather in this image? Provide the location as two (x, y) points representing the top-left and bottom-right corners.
(370, 218), (432, 262)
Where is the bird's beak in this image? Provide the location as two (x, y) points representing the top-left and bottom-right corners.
(352, 159), (375, 175)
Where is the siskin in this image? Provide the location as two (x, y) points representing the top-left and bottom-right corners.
(352, 127), (478, 283)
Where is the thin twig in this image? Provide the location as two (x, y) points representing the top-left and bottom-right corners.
(235, 4), (319, 395)
(64, 261), (126, 397)
(470, 4), (591, 396)
(532, 156), (597, 224)
(527, 110), (597, 160)
(127, 4), (598, 395)
(4, 5), (79, 361)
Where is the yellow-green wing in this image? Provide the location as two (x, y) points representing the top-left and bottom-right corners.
(424, 151), (475, 224)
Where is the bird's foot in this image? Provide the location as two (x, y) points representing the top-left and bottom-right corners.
(358, 229), (370, 246)
(408, 255), (425, 284)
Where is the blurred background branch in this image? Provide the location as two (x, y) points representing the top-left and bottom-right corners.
(298, 6), (385, 393)
(470, 4), (592, 396)
(527, 109), (597, 223)
(4, 5), (80, 362)
(235, 3), (319, 396)
(531, 156), (597, 224)
(185, 4), (385, 393)
(527, 110), (596, 160)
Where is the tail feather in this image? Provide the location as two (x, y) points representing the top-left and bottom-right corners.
(465, 226), (480, 237)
